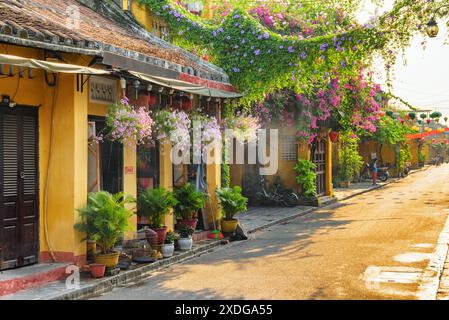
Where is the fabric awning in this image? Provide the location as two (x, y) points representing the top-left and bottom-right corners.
(0, 53), (111, 75)
(128, 70), (242, 99)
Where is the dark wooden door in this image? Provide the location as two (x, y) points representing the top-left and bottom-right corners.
(312, 139), (326, 196)
(0, 107), (39, 270)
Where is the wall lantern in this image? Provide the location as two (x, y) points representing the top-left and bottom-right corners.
(1, 94), (10, 106)
(426, 4), (449, 38)
(426, 17), (439, 38)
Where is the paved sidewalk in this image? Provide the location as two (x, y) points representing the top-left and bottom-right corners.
(333, 181), (390, 201)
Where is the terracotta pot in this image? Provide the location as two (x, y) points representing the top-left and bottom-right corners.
(144, 228), (158, 249)
(90, 264), (106, 278)
(221, 219), (239, 234)
(178, 237), (193, 251)
(176, 219), (198, 230)
(94, 252), (120, 269)
(161, 244), (175, 258)
(154, 226), (168, 245)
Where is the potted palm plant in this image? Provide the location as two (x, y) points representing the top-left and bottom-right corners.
(138, 187), (177, 245)
(177, 226), (195, 251)
(216, 186), (248, 234)
(162, 231), (178, 258)
(174, 183), (207, 230)
(75, 191), (135, 269)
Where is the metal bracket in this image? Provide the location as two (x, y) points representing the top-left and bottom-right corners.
(76, 74), (91, 93)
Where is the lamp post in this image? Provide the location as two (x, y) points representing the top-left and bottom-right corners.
(426, 4), (449, 38)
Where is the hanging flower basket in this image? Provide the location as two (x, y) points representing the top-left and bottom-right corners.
(226, 113), (261, 143)
(105, 97), (153, 146)
(153, 109), (191, 153)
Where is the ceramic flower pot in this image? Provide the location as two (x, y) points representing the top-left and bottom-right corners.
(221, 219), (239, 234)
(94, 252), (120, 269)
(90, 264), (106, 278)
(154, 226), (168, 245)
(161, 243), (175, 258)
(178, 237), (193, 251)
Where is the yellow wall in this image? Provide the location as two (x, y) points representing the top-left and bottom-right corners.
(0, 44), (137, 264)
(130, 1), (168, 38)
(359, 140), (397, 175)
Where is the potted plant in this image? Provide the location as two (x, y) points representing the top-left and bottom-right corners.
(138, 187), (177, 245)
(216, 186), (248, 234)
(174, 183), (207, 230)
(89, 264), (106, 278)
(177, 226), (195, 251)
(75, 191), (134, 269)
(162, 231), (178, 258)
(294, 159), (319, 206)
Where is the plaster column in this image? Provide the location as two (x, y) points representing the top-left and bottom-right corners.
(159, 138), (174, 231)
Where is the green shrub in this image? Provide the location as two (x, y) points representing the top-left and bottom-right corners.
(293, 159), (317, 197)
(174, 183), (208, 220)
(75, 191), (135, 254)
(339, 131), (363, 182)
(138, 187), (177, 228)
(216, 186), (248, 221)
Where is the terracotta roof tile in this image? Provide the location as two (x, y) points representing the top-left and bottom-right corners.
(0, 0), (230, 83)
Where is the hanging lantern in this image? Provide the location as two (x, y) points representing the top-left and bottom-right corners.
(148, 95), (158, 107)
(444, 117), (448, 123)
(379, 110), (386, 117)
(427, 119), (431, 124)
(418, 120), (422, 125)
(329, 131), (339, 143)
(408, 112), (416, 120)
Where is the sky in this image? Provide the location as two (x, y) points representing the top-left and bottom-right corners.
(357, 0), (449, 118)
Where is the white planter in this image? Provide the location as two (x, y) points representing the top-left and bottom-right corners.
(162, 244), (175, 258)
(178, 237), (193, 251)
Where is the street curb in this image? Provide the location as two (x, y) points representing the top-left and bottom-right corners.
(52, 240), (227, 300)
(49, 165), (431, 300)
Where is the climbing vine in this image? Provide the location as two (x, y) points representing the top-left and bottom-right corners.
(140, 0), (385, 104)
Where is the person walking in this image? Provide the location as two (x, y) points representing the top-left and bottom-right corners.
(371, 158), (378, 185)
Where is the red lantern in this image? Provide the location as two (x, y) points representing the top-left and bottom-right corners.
(181, 97), (192, 111)
(148, 95), (157, 107)
(329, 131), (339, 143)
(379, 111), (386, 117)
(405, 114), (411, 120)
(427, 119), (431, 124)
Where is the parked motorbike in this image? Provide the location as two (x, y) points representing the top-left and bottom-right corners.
(255, 177), (299, 207)
(359, 163), (389, 183)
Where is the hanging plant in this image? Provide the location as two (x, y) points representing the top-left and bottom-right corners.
(226, 113), (261, 143)
(153, 109), (191, 152)
(191, 114), (222, 157)
(105, 97), (153, 146)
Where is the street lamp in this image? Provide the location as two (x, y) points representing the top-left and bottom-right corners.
(426, 4), (449, 38)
